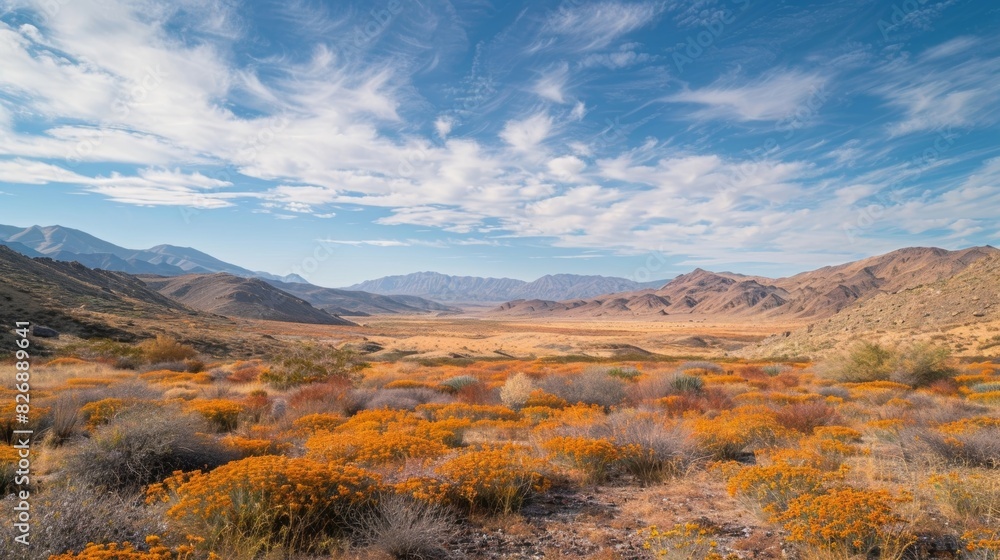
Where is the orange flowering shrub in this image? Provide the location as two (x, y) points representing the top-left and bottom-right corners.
(305, 430), (448, 467)
(523, 389), (569, 409)
(691, 405), (792, 459)
(417, 402), (519, 423)
(336, 408), (420, 433)
(813, 426), (863, 442)
(392, 476), (455, 506)
(291, 412), (345, 433)
(49, 536), (215, 560)
(726, 463), (832, 514)
(640, 522), (736, 560)
(65, 377), (117, 387)
(383, 379), (436, 390)
(542, 436), (629, 483)
(227, 360), (269, 383)
(148, 456), (381, 553)
(221, 435), (291, 457)
(80, 397), (134, 428)
(776, 487), (908, 555)
(140, 370), (212, 385)
(962, 529), (1000, 559)
(184, 399), (245, 432)
(436, 444), (550, 514)
(531, 403), (605, 431)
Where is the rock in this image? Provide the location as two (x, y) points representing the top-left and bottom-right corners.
(31, 325), (59, 338)
(973, 311), (986, 317)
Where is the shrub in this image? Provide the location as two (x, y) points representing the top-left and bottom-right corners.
(260, 344), (369, 389)
(363, 387), (451, 411)
(727, 464), (830, 515)
(139, 335), (197, 363)
(692, 405), (791, 460)
(607, 412), (693, 484)
(436, 444), (550, 514)
(184, 399), (245, 432)
(920, 427), (1000, 469)
(892, 343), (955, 387)
(60, 407), (234, 493)
(669, 373), (704, 394)
(499, 372), (534, 409)
(540, 369), (626, 409)
(772, 402), (840, 434)
(305, 431), (448, 468)
(47, 537), (207, 560)
(543, 435), (625, 483)
(776, 487), (908, 556)
(148, 456), (382, 555)
(606, 366), (642, 381)
(439, 375), (479, 393)
(640, 522), (733, 560)
(79, 397), (134, 429)
(829, 341), (896, 383)
(0, 485), (165, 560)
(928, 471), (1000, 525)
(358, 493), (455, 559)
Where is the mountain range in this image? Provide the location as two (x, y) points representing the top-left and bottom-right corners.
(492, 246), (999, 320)
(0, 224), (459, 316)
(0, 224), (308, 283)
(345, 271), (666, 303)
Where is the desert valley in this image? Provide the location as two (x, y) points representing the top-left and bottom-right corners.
(0, 224), (998, 560)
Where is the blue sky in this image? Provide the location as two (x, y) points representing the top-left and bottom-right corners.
(0, 0), (998, 287)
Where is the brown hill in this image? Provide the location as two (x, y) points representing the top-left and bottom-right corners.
(141, 274), (355, 326)
(746, 252), (1000, 358)
(491, 246), (998, 320)
(0, 245), (195, 351)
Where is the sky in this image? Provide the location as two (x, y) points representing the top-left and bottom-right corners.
(0, 0), (998, 287)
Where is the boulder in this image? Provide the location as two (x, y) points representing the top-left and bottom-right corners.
(32, 325), (59, 338)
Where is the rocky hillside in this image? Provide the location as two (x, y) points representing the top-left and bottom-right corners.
(142, 274), (355, 325)
(746, 252), (1000, 358)
(491, 246), (998, 319)
(0, 245), (195, 349)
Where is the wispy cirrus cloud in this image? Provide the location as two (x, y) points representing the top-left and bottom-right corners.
(664, 70), (828, 122)
(544, 1), (664, 52)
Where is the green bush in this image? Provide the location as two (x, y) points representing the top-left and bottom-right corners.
(261, 344), (369, 389)
(830, 341), (896, 382)
(891, 343), (954, 387)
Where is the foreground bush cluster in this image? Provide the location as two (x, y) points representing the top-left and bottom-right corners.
(0, 337), (997, 559)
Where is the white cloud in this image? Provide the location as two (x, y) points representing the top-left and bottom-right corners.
(547, 155), (586, 181)
(499, 112), (553, 152)
(546, 2), (663, 51)
(434, 116), (454, 138)
(0, 158), (88, 184)
(532, 63), (569, 103)
(664, 71), (828, 122)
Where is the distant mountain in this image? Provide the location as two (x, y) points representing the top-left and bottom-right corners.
(0, 224), (307, 284)
(141, 274), (355, 326)
(345, 271), (665, 303)
(492, 246), (999, 319)
(268, 280), (460, 316)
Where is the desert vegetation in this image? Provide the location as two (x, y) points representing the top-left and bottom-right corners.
(1, 334), (998, 559)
